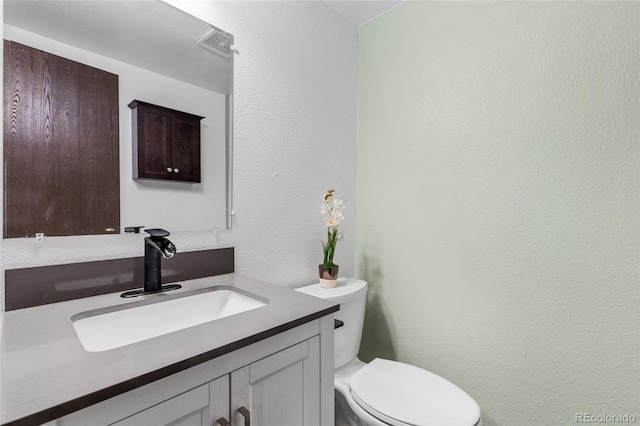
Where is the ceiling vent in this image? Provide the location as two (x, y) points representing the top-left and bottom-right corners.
(197, 25), (234, 59)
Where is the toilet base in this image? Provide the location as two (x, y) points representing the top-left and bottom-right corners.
(335, 389), (364, 426)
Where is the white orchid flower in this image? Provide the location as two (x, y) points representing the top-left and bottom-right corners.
(325, 217), (338, 228)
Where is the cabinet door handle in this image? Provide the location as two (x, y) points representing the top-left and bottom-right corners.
(173, 168), (180, 174)
(216, 417), (230, 426)
(166, 167), (173, 172)
(238, 406), (251, 426)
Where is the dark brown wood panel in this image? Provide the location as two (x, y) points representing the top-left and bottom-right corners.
(51, 49), (81, 235)
(102, 70), (121, 231)
(172, 111), (201, 182)
(78, 57), (99, 233)
(4, 40), (34, 237)
(3, 41), (120, 238)
(93, 67), (120, 233)
(136, 104), (172, 179)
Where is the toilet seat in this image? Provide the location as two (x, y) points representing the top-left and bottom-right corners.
(348, 358), (481, 426)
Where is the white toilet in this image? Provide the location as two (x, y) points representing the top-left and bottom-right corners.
(296, 278), (482, 426)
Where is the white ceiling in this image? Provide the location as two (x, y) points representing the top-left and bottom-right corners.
(3, 0), (232, 94)
(323, 0), (404, 26)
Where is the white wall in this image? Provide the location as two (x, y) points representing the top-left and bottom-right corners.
(0, 1), (357, 312)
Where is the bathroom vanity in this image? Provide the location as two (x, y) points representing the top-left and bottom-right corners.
(0, 274), (337, 426)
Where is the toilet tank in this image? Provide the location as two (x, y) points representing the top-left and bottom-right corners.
(295, 278), (368, 369)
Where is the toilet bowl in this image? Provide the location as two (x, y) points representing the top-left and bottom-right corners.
(296, 278), (481, 426)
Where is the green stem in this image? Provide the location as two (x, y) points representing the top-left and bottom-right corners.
(321, 240), (328, 264)
(322, 228), (339, 268)
(328, 228), (337, 264)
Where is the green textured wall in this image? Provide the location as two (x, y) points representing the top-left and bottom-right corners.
(356, 2), (639, 425)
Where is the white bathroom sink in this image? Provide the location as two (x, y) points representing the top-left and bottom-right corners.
(72, 287), (267, 352)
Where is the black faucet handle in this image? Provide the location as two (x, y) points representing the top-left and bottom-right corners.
(124, 226), (145, 233)
(145, 228), (170, 237)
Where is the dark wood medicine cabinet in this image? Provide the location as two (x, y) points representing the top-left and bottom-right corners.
(3, 40), (120, 238)
(128, 100), (204, 183)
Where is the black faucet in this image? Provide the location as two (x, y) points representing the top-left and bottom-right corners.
(121, 228), (181, 298)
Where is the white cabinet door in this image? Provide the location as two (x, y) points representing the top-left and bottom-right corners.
(230, 337), (320, 426)
(112, 384), (210, 426)
(211, 374), (232, 426)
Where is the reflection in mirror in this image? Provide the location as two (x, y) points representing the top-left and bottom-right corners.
(3, 0), (233, 235)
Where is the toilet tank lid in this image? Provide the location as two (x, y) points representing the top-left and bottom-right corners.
(295, 278), (367, 303)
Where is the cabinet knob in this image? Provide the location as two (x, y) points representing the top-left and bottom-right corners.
(173, 168), (180, 174)
(217, 417), (230, 426)
(238, 406), (251, 426)
(166, 167), (173, 173)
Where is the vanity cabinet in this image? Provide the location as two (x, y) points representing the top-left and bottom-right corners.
(111, 339), (319, 426)
(128, 100), (204, 183)
(46, 317), (332, 426)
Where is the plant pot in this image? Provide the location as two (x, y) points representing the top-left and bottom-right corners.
(318, 264), (339, 288)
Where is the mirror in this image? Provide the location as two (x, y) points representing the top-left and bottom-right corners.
(3, 0), (233, 235)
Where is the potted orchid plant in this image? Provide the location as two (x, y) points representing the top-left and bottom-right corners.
(319, 189), (345, 288)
